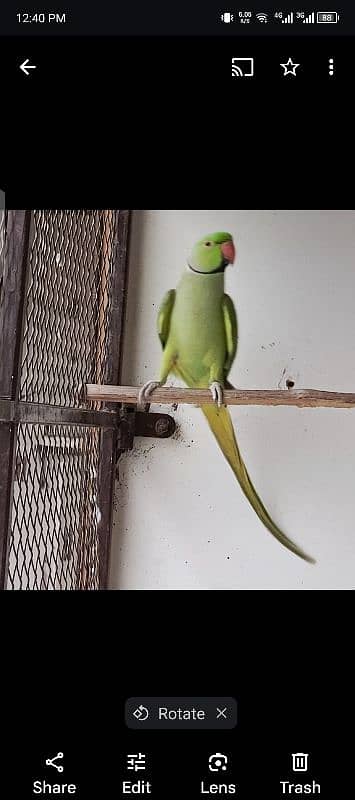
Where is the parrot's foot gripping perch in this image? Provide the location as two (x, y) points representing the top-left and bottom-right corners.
(138, 380), (162, 410)
(209, 381), (224, 408)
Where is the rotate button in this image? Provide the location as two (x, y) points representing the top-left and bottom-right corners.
(125, 697), (237, 729)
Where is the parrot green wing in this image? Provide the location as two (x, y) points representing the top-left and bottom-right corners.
(222, 293), (238, 378)
(157, 289), (176, 349)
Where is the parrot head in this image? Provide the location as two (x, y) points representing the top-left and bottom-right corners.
(188, 232), (236, 274)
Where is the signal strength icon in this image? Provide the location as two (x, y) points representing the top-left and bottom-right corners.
(282, 12), (294, 23)
(256, 12), (268, 23)
(303, 11), (315, 23)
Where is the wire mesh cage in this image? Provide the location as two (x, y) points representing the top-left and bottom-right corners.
(10, 423), (101, 590)
(0, 210), (130, 590)
(20, 210), (118, 408)
(0, 209), (5, 270)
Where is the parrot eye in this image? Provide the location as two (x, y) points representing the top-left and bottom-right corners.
(204, 241), (212, 247)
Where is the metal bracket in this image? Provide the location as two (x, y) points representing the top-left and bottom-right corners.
(0, 398), (176, 452)
(135, 410), (176, 438)
(1, 397), (176, 490)
(116, 407), (176, 450)
(0, 399), (119, 428)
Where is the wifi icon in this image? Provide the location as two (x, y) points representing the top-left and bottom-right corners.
(256, 12), (268, 23)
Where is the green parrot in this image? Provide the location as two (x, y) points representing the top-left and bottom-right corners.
(138, 232), (315, 564)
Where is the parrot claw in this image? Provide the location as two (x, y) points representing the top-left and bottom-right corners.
(209, 381), (224, 408)
(137, 380), (162, 410)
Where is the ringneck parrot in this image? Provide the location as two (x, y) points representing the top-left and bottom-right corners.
(139, 232), (315, 564)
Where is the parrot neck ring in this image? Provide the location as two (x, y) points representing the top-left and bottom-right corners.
(187, 260), (228, 275)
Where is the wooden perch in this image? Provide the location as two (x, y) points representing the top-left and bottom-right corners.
(86, 384), (355, 409)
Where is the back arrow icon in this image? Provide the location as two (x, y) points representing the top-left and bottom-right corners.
(20, 59), (37, 76)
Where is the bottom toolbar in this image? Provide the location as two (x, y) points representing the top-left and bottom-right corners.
(27, 749), (323, 797)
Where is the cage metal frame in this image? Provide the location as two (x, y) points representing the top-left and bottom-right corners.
(0, 209), (131, 590)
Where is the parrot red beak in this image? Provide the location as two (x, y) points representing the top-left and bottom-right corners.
(221, 240), (236, 264)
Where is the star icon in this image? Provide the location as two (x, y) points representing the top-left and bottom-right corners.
(280, 58), (300, 76)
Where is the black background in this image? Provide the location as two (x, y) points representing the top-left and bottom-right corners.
(2, 593), (352, 797)
(1, 35), (353, 207)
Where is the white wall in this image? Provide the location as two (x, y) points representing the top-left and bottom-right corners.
(110, 210), (355, 590)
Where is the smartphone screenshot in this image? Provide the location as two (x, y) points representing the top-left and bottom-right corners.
(0, 2), (353, 798)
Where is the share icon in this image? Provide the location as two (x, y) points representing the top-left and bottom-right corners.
(45, 752), (64, 772)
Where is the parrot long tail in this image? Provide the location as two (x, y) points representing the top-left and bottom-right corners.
(201, 403), (315, 564)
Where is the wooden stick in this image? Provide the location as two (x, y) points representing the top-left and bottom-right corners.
(86, 384), (355, 409)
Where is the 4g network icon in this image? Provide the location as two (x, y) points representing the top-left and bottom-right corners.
(231, 57), (254, 77)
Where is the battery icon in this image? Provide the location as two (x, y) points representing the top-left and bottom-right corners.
(316, 12), (339, 23)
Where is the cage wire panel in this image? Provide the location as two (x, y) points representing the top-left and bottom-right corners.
(10, 424), (101, 590)
(3, 210), (129, 590)
(0, 209), (5, 269)
(20, 210), (116, 407)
